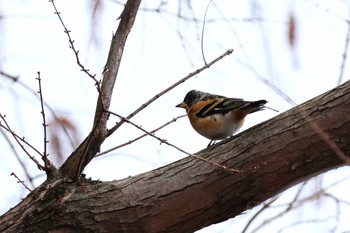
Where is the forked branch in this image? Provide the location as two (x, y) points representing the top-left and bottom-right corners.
(59, 0), (142, 180)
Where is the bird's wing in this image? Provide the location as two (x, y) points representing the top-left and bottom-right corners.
(195, 97), (246, 118)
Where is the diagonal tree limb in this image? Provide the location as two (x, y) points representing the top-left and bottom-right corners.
(1, 76), (349, 233)
(60, 0), (142, 180)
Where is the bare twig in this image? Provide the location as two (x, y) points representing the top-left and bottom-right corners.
(96, 114), (186, 157)
(0, 71), (77, 149)
(239, 60), (348, 165)
(277, 216), (338, 233)
(0, 129), (35, 188)
(241, 60), (349, 166)
(241, 195), (281, 233)
(10, 172), (32, 192)
(338, 5), (350, 86)
(111, 0), (286, 24)
(243, 181), (309, 233)
(0, 114), (45, 171)
(237, 60), (297, 106)
(36, 72), (51, 169)
(200, 0), (213, 65)
(323, 193), (341, 232)
(0, 70), (19, 81)
(248, 179), (343, 233)
(49, 0), (100, 88)
(269, 176), (350, 210)
(108, 111), (242, 173)
(304, 0), (349, 22)
(273, 192), (342, 233)
(174, 4), (196, 68)
(107, 49), (234, 136)
(59, 0), (143, 180)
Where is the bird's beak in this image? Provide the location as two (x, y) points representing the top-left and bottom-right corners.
(176, 102), (186, 108)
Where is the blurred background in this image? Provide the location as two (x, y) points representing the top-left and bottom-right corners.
(0, 0), (349, 232)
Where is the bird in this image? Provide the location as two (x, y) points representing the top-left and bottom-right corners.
(176, 90), (274, 147)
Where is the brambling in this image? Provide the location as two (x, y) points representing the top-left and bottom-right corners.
(176, 90), (272, 147)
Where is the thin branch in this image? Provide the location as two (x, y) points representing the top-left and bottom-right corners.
(304, 0), (350, 23)
(49, 0), (100, 88)
(0, 113), (45, 171)
(240, 60), (349, 165)
(0, 70), (19, 81)
(96, 114), (186, 157)
(0, 71), (77, 149)
(269, 176), (350, 209)
(200, 0), (213, 65)
(244, 180), (311, 232)
(277, 216), (339, 233)
(323, 193), (341, 233)
(0, 128), (35, 188)
(274, 192), (342, 233)
(322, 174), (350, 192)
(108, 111), (242, 173)
(36, 72), (51, 170)
(107, 48), (234, 136)
(111, 1), (287, 24)
(174, 3), (197, 68)
(241, 195), (281, 233)
(249, 179), (342, 233)
(248, 182), (310, 233)
(237, 58), (296, 107)
(59, 0), (143, 180)
(337, 5), (350, 86)
(10, 172), (32, 192)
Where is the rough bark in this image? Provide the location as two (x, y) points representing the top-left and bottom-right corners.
(1, 79), (349, 232)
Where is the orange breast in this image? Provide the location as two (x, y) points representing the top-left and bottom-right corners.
(187, 112), (243, 140)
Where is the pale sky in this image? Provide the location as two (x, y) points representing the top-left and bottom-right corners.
(1, 0), (349, 232)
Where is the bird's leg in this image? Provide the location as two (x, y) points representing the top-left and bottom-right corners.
(207, 139), (215, 147)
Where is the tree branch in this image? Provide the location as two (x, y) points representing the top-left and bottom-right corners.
(108, 110), (241, 172)
(59, 0), (142, 180)
(50, 0), (99, 86)
(36, 72), (55, 173)
(10, 172), (32, 192)
(96, 114), (186, 157)
(107, 48), (233, 136)
(1, 71), (78, 149)
(1, 77), (349, 233)
(0, 114), (45, 171)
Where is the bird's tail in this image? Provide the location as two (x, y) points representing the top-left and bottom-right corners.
(246, 100), (267, 113)
(246, 100), (278, 113)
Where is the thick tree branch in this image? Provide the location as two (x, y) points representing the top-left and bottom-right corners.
(1, 79), (349, 233)
(60, 0), (142, 180)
